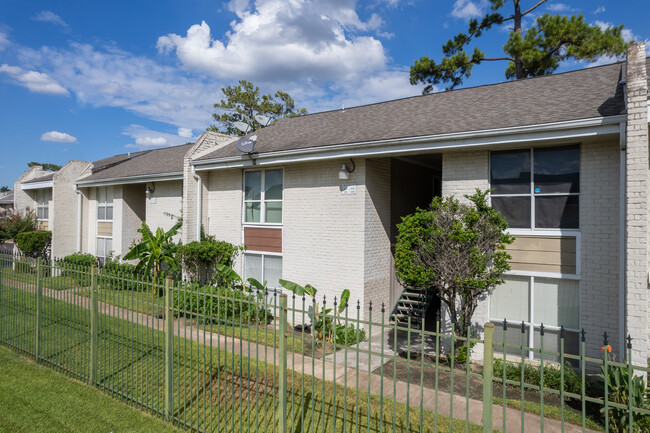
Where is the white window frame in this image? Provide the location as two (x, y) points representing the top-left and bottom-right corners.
(489, 275), (581, 360)
(489, 146), (580, 232)
(242, 168), (283, 225)
(36, 189), (51, 221)
(97, 186), (114, 222)
(243, 251), (283, 289)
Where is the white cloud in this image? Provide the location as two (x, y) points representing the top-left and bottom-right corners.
(123, 125), (195, 149)
(0, 64), (69, 95)
(593, 6), (605, 14)
(40, 131), (78, 143)
(546, 3), (577, 12)
(14, 43), (217, 129)
(32, 11), (69, 29)
(178, 128), (193, 138)
(0, 32), (8, 51)
(157, 0), (387, 83)
(450, 0), (485, 20)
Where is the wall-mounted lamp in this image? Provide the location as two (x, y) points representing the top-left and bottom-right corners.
(338, 159), (356, 180)
(145, 183), (155, 194)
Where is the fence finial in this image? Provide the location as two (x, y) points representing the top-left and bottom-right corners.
(603, 331), (608, 346)
(357, 299), (360, 310)
(540, 323), (545, 336)
(560, 325), (565, 339)
(627, 334), (632, 349)
(502, 318), (507, 331)
(368, 300), (373, 311)
(521, 320), (525, 333)
(581, 328), (586, 342)
(381, 302), (385, 313)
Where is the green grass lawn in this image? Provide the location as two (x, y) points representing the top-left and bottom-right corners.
(2, 267), (79, 290)
(0, 345), (185, 433)
(0, 284), (484, 433)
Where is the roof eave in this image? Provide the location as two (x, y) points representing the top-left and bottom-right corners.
(76, 172), (183, 188)
(21, 181), (54, 190)
(193, 115), (625, 171)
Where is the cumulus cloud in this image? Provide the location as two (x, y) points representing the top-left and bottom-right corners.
(450, 0), (486, 20)
(0, 64), (69, 95)
(178, 128), (193, 138)
(32, 11), (69, 29)
(123, 125), (195, 149)
(157, 0), (386, 83)
(40, 131), (78, 143)
(546, 3), (577, 12)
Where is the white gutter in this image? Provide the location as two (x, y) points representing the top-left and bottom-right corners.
(619, 122), (627, 356)
(75, 185), (82, 252)
(76, 172), (183, 188)
(191, 165), (202, 242)
(22, 180), (54, 190)
(193, 116), (624, 171)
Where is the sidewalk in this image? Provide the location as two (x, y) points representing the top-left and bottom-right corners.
(4, 279), (598, 433)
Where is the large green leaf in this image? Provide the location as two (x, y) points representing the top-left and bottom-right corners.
(216, 263), (242, 282)
(338, 289), (350, 314)
(279, 279), (305, 296)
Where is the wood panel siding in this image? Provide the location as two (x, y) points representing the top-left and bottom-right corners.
(244, 227), (282, 253)
(507, 235), (577, 274)
(97, 222), (113, 237)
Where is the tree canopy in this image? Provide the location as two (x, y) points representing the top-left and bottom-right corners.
(0, 186), (9, 193)
(394, 190), (513, 340)
(410, 0), (628, 93)
(28, 162), (62, 171)
(208, 80), (307, 136)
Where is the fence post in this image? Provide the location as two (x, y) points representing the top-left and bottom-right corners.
(278, 294), (288, 433)
(482, 322), (494, 433)
(164, 276), (174, 421)
(90, 265), (98, 386)
(35, 259), (43, 362)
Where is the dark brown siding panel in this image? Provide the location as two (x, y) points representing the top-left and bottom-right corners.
(244, 227), (282, 253)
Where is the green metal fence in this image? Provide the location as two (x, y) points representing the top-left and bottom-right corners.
(1, 252), (649, 433)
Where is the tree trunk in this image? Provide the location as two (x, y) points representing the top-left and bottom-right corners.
(513, 0), (526, 79)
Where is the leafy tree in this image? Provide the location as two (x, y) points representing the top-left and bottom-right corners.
(123, 221), (182, 280)
(15, 231), (52, 260)
(0, 210), (37, 244)
(28, 162), (62, 171)
(208, 80), (307, 136)
(410, 0), (628, 92)
(0, 186), (9, 193)
(394, 190), (514, 352)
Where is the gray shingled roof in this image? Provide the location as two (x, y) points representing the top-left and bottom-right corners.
(0, 192), (13, 204)
(79, 143), (194, 182)
(198, 60), (636, 162)
(23, 172), (56, 184)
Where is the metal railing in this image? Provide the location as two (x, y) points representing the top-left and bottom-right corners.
(1, 252), (649, 433)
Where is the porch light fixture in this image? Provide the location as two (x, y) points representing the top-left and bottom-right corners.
(338, 159), (356, 180)
(145, 183), (155, 194)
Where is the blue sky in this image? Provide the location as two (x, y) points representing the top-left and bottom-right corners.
(0, 0), (648, 188)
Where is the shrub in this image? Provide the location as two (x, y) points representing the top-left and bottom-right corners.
(0, 210), (37, 244)
(99, 253), (150, 291)
(173, 283), (272, 325)
(493, 358), (582, 395)
(60, 253), (96, 286)
(177, 240), (242, 284)
(15, 231), (52, 259)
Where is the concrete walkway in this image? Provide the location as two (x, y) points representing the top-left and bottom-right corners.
(3, 278), (598, 433)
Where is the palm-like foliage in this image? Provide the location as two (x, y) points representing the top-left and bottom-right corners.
(123, 221), (182, 276)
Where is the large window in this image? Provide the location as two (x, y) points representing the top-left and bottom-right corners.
(97, 186), (114, 221)
(244, 253), (282, 288)
(244, 169), (283, 224)
(36, 189), (51, 221)
(490, 146), (580, 229)
(490, 275), (580, 359)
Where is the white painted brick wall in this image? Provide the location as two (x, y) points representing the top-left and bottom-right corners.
(51, 161), (91, 258)
(13, 166), (48, 217)
(624, 42), (649, 365)
(145, 180), (183, 242)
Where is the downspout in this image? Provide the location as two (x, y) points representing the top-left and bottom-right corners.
(619, 121), (626, 357)
(75, 185), (82, 252)
(191, 165), (202, 242)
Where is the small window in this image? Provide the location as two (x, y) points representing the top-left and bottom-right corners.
(36, 189), (51, 221)
(490, 146), (579, 229)
(244, 253), (282, 288)
(96, 237), (113, 262)
(97, 186), (114, 221)
(244, 169), (283, 224)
